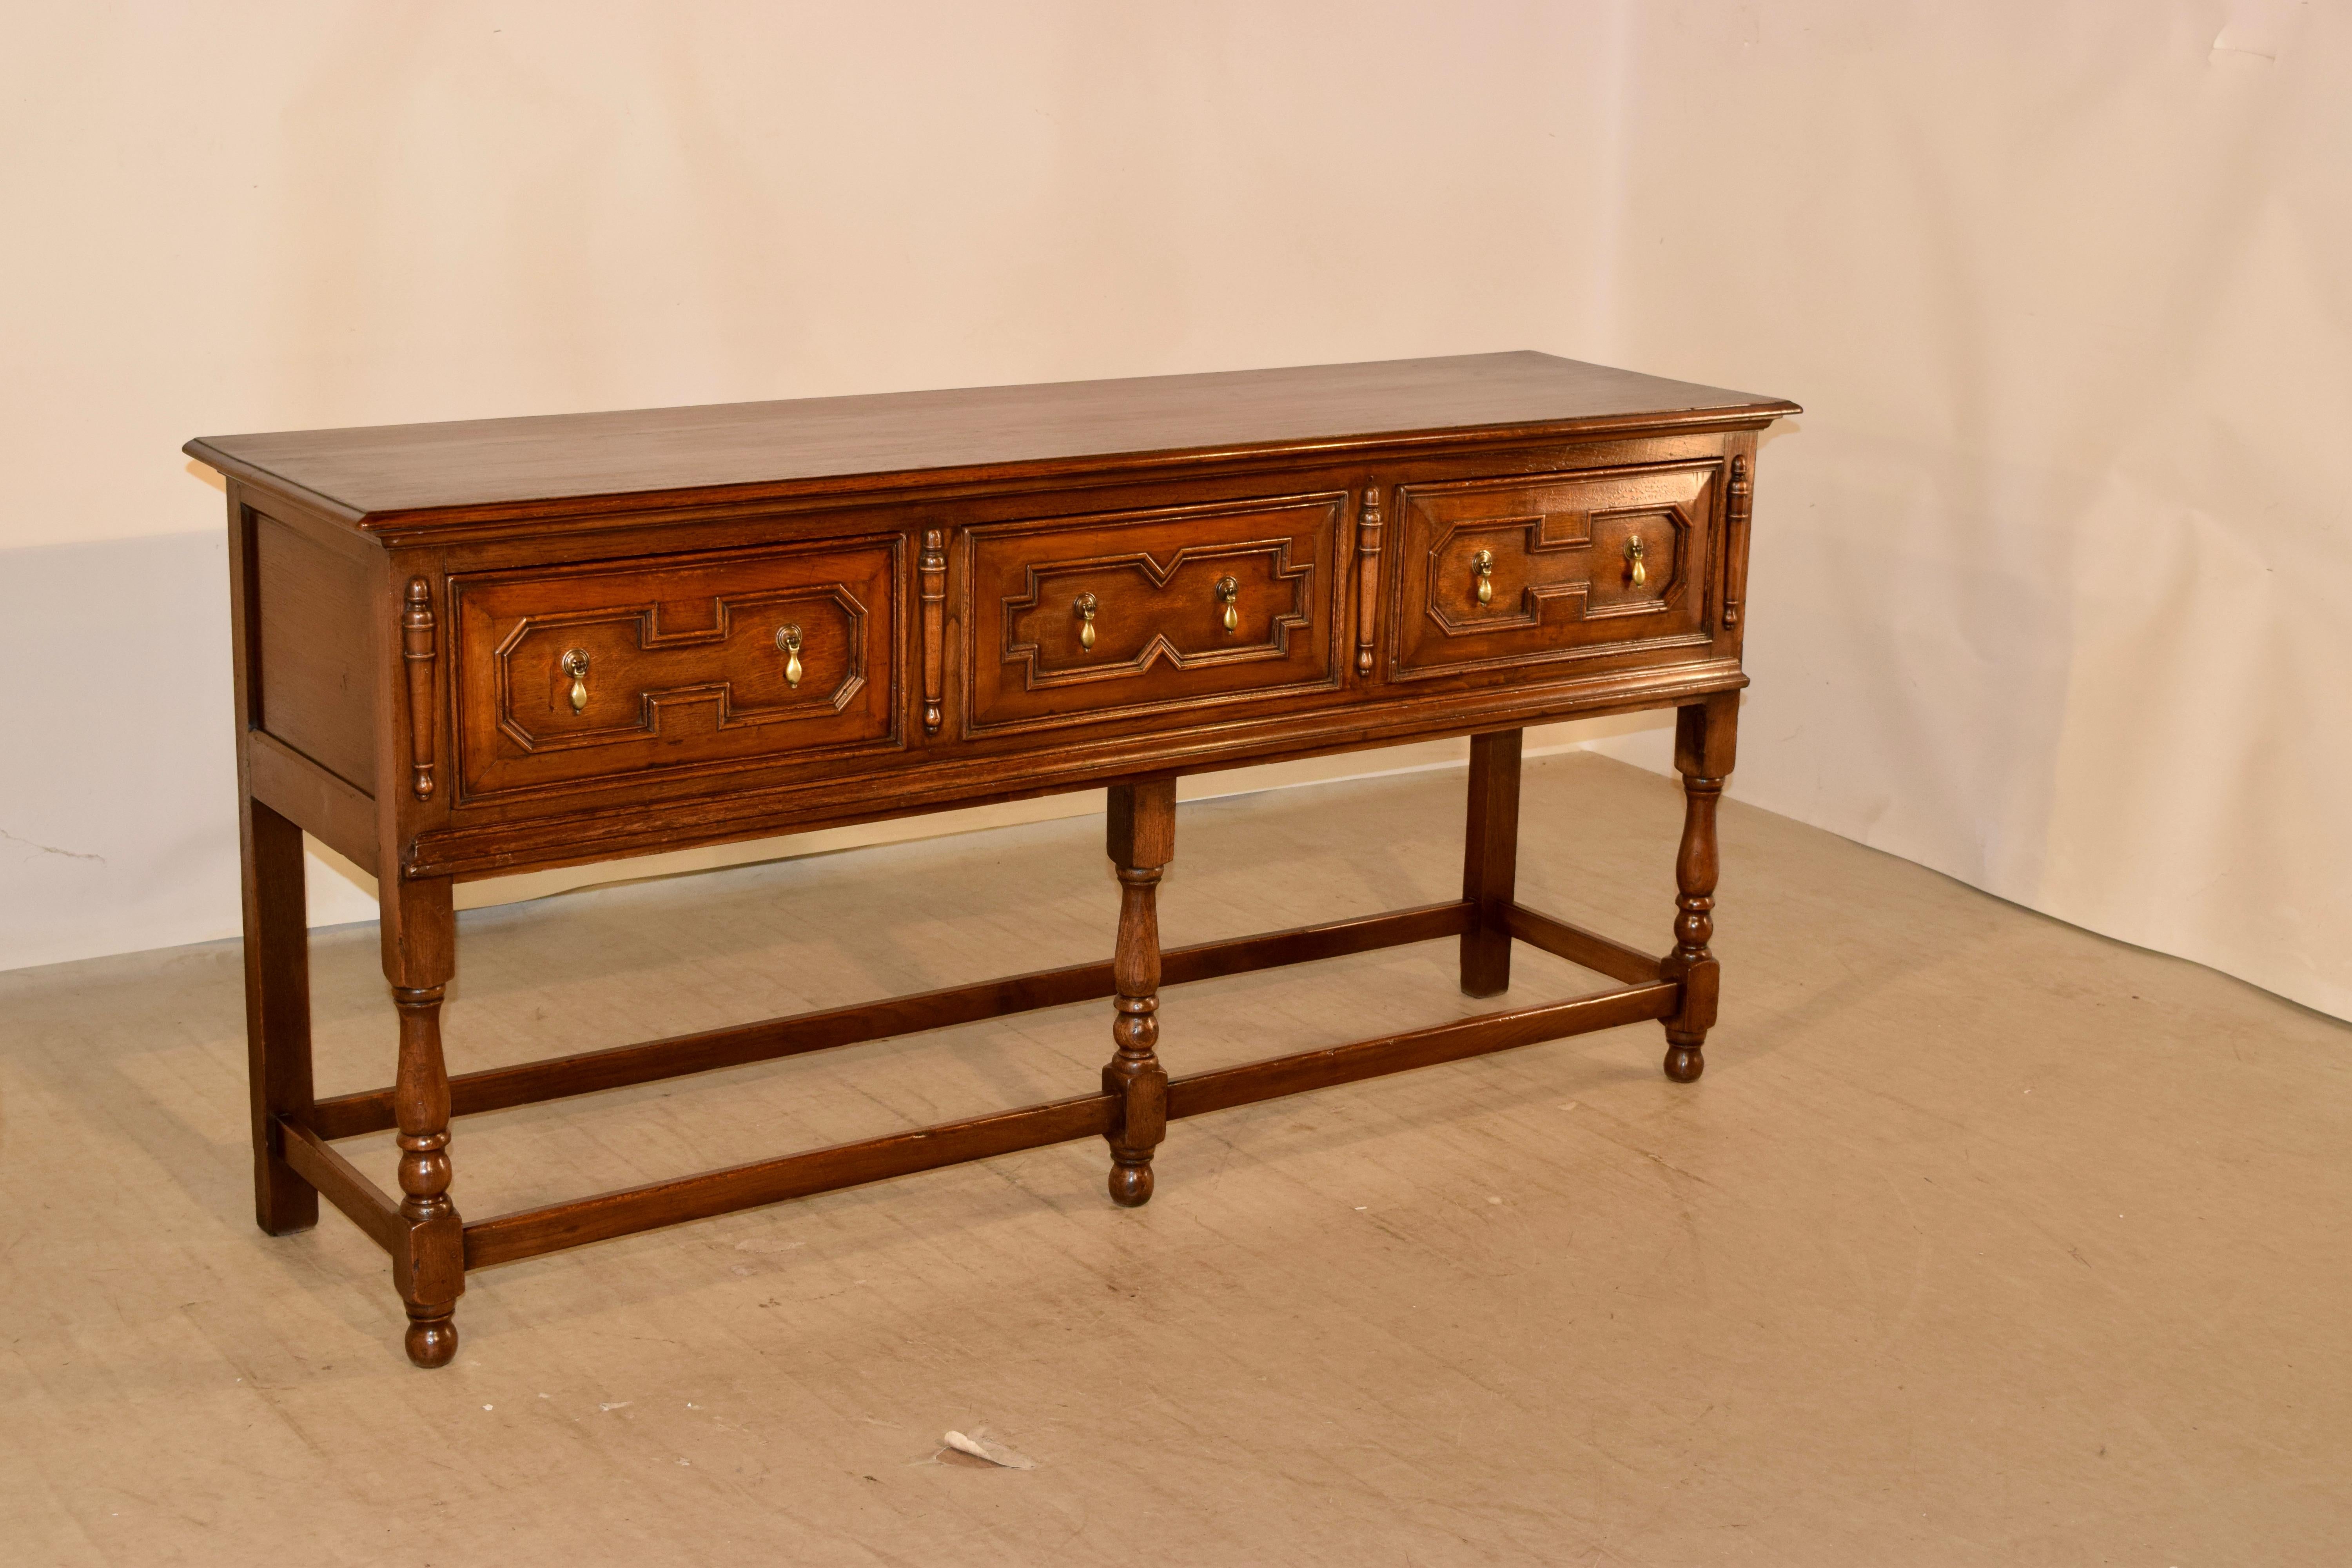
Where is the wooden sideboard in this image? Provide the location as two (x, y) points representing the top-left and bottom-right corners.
(188, 352), (1798, 1367)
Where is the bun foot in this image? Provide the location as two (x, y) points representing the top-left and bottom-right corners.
(1107, 1160), (1155, 1208)
(1662, 1041), (1705, 1083)
(405, 1312), (459, 1368)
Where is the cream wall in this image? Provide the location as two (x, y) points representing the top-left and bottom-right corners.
(3, 3), (2345, 1020)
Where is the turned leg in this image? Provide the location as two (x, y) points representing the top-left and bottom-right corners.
(384, 878), (463, 1367)
(1102, 778), (1175, 1207)
(1459, 729), (1522, 998)
(1662, 694), (1737, 1082)
(238, 796), (318, 1234)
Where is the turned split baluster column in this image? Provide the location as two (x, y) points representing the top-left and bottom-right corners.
(1102, 778), (1176, 1206)
(1661, 693), (1738, 1082)
(384, 877), (464, 1367)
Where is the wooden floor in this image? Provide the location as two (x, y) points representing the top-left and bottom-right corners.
(2, 752), (2347, 1565)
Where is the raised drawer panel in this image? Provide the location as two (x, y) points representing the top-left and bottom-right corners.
(963, 493), (1348, 736)
(450, 537), (900, 802)
(1388, 461), (1718, 682)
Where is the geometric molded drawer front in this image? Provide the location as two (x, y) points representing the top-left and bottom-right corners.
(1389, 462), (1718, 681)
(963, 492), (1348, 737)
(450, 536), (900, 801)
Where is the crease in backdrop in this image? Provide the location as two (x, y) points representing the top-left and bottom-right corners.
(0, 1), (2345, 1022)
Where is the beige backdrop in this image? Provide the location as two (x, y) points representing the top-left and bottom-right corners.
(3, 2), (2345, 1021)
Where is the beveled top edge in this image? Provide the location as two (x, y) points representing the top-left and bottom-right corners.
(187, 351), (1798, 526)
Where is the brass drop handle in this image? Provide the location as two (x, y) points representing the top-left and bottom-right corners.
(1214, 575), (1239, 633)
(1472, 548), (1494, 606)
(776, 623), (803, 688)
(561, 648), (590, 714)
(1075, 592), (1098, 652)
(1626, 537), (1646, 589)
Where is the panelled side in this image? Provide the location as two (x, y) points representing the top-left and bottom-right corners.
(253, 510), (379, 791)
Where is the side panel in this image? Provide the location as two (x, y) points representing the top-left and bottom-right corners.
(254, 511), (378, 789)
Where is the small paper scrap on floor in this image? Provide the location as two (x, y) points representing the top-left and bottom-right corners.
(943, 1430), (1036, 1469)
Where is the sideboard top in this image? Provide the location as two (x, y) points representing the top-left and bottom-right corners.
(187, 351), (1798, 527)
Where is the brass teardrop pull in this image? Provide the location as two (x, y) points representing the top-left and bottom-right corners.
(1075, 592), (1098, 652)
(1214, 575), (1239, 633)
(776, 623), (803, 688)
(561, 648), (590, 713)
(1626, 536), (1647, 589)
(1472, 548), (1494, 606)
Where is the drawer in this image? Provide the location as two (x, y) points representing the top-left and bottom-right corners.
(1387, 461), (1719, 681)
(450, 537), (900, 802)
(964, 492), (1349, 735)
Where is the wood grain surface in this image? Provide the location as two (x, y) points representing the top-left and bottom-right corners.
(197, 352), (1791, 1367)
(187, 352), (1795, 523)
